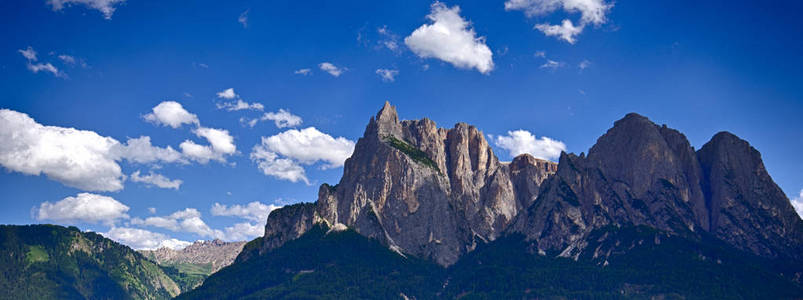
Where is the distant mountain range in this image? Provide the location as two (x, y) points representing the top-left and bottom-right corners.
(3, 103), (802, 299)
(139, 239), (245, 288)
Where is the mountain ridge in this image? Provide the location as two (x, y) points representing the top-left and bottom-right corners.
(249, 103), (803, 268)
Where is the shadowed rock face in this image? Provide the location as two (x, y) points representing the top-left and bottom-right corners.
(254, 104), (803, 266)
(699, 132), (803, 259)
(509, 114), (803, 261)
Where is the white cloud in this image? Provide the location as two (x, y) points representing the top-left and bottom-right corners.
(250, 145), (309, 184)
(103, 227), (191, 250)
(116, 136), (186, 165)
(180, 140), (221, 164)
(194, 127), (236, 155)
(0, 109), (191, 191)
(404, 2), (494, 74)
(259, 109), (302, 128)
(211, 201), (282, 222)
(238, 9), (249, 28)
(148, 207), (157, 214)
(131, 208), (224, 239)
(505, 0), (613, 43)
(319, 62), (345, 77)
(376, 68), (399, 82)
(491, 130), (566, 161)
(144, 101), (199, 128)
(1, 109), (124, 191)
(250, 127), (355, 184)
(791, 189), (803, 219)
(215, 88), (264, 111)
(35, 193), (129, 225)
(130, 170), (182, 190)
(26, 62), (67, 78)
(217, 99), (264, 111)
(47, 0), (125, 19)
(259, 127), (355, 168)
(222, 222), (264, 241)
(377, 26), (401, 52)
(58, 54), (76, 65)
(540, 59), (565, 70)
(18, 46), (67, 78)
(534, 19), (583, 44)
(216, 88), (237, 99)
(18, 46), (37, 61)
(294, 68), (311, 75)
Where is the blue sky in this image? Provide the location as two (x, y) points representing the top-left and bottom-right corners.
(1, 0), (802, 249)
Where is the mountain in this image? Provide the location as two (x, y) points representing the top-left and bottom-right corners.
(139, 239), (245, 289)
(250, 102), (558, 266)
(0, 224), (194, 299)
(186, 102), (803, 298)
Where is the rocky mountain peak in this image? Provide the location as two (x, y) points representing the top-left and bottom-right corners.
(255, 104), (801, 267)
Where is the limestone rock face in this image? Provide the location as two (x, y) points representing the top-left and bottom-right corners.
(139, 239), (246, 273)
(255, 104), (802, 267)
(258, 102), (557, 266)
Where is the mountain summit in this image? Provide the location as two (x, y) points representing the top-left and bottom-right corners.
(247, 103), (803, 267)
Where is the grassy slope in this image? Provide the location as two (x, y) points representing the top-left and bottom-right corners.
(0, 224), (185, 300)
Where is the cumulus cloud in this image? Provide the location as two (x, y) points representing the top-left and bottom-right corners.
(216, 88), (237, 99)
(294, 68), (311, 75)
(35, 193), (129, 225)
(130, 170), (182, 190)
(47, 0), (126, 19)
(250, 145), (309, 184)
(791, 189), (803, 219)
(222, 222), (264, 241)
(144, 101), (199, 128)
(211, 201), (282, 222)
(116, 136), (186, 164)
(376, 68), (399, 82)
(404, 2), (494, 74)
(0, 109), (190, 191)
(250, 127), (355, 184)
(103, 227), (191, 250)
(1, 109), (124, 191)
(319, 62), (346, 77)
(131, 208), (224, 239)
(505, 0), (613, 43)
(491, 130), (566, 161)
(259, 127), (355, 168)
(194, 127), (236, 155)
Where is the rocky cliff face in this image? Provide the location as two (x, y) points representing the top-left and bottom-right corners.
(140, 239), (246, 273)
(509, 113), (803, 261)
(256, 102), (556, 266)
(253, 103), (803, 266)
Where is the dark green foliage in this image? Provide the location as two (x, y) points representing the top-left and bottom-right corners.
(0, 224), (182, 300)
(384, 135), (441, 172)
(182, 225), (803, 299)
(178, 224), (444, 300)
